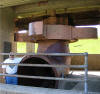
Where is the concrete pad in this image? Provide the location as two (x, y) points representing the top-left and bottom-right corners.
(0, 83), (84, 94)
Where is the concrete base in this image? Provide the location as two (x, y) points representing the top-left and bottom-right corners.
(0, 83), (99, 94)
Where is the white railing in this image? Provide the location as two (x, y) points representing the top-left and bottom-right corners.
(0, 52), (88, 94)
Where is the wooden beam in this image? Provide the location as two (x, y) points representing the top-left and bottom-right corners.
(76, 27), (97, 39)
(14, 23), (97, 43)
(15, 0), (100, 16)
(70, 11), (100, 19)
(73, 18), (100, 25)
(69, 10), (100, 25)
(0, 0), (48, 8)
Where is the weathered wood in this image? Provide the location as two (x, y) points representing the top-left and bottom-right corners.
(14, 33), (34, 42)
(15, 0), (100, 15)
(69, 10), (100, 25)
(14, 0), (100, 26)
(14, 23), (97, 42)
(29, 21), (43, 36)
(0, 0), (47, 8)
(15, 10), (100, 27)
(44, 25), (72, 40)
(76, 27), (97, 39)
(15, 15), (69, 28)
(73, 18), (100, 25)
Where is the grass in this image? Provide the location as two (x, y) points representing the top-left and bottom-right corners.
(17, 38), (100, 54)
(17, 42), (38, 53)
(69, 38), (100, 54)
(17, 42), (26, 53)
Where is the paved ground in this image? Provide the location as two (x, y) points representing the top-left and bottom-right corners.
(0, 71), (100, 94)
(0, 83), (99, 94)
(62, 71), (100, 93)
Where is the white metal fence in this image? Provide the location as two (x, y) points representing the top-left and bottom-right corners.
(0, 52), (88, 94)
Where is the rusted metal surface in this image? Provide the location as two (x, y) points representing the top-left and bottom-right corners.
(37, 40), (71, 75)
(17, 40), (71, 88)
(18, 56), (57, 88)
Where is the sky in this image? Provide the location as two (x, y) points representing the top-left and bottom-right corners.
(97, 27), (100, 37)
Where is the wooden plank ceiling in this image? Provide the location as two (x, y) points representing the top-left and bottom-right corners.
(1, 0), (100, 27)
(0, 0), (47, 8)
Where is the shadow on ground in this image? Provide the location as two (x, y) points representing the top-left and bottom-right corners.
(60, 71), (100, 93)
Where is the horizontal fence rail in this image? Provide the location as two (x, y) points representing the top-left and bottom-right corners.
(0, 63), (85, 68)
(0, 52), (87, 56)
(0, 73), (84, 82)
(0, 52), (88, 94)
